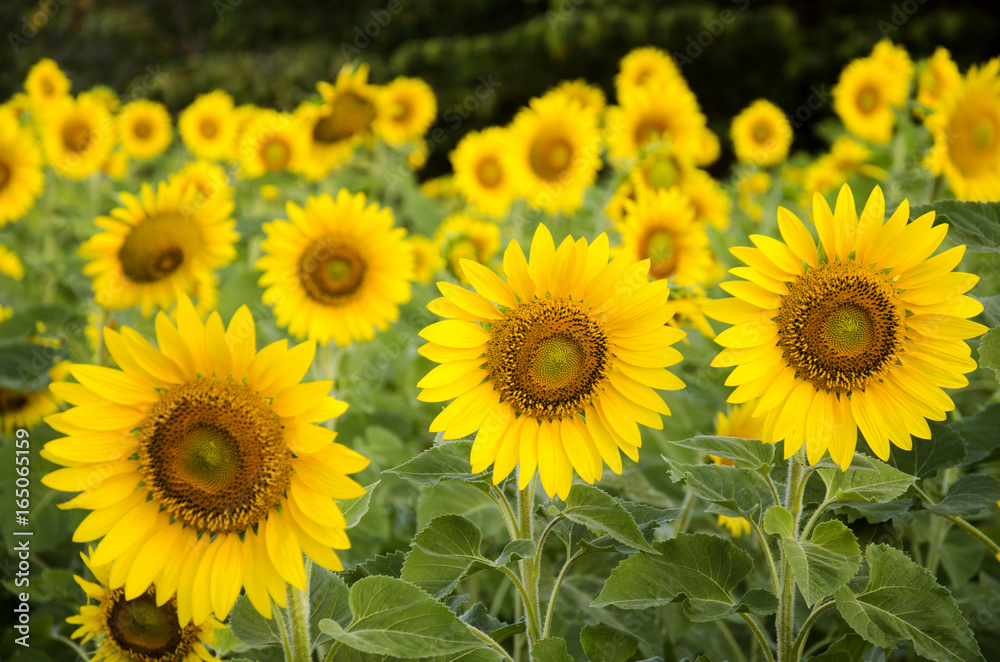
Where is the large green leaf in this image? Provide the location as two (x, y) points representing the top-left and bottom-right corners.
(834, 544), (985, 662)
(400, 514), (485, 599)
(668, 435), (775, 471)
(580, 623), (641, 662)
(386, 441), (488, 486)
(782, 521), (861, 606)
(978, 327), (1000, 381)
(889, 423), (966, 479)
(561, 484), (657, 553)
(817, 459), (914, 503)
(806, 633), (871, 662)
(318, 576), (486, 658)
(910, 200), (1000, 253)
(531, 637), (574, 662)
(340, 481), (380, 528)
(923, 474), (1000, 517)
(311, 567), (352, 649)
(228, 594), (283, 647)
(342, 551), (407, 588)
(665, 459), (776, 526)
(952, 402), (1000, 464)
(591, 532), (756, 621)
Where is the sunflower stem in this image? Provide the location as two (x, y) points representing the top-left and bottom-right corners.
(285, 560), (312, 662)
(93, 307), (108, 366)
(777, 450), (807, 662)
(675, 490), (696, 534)
(517, 471), (542, 650)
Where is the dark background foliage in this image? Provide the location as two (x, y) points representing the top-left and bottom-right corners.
(2, 0), (998, 175)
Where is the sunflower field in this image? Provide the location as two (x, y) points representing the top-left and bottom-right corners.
(3, 6), (1000, 662)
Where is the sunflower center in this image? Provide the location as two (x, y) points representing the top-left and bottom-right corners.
(134, 120), (152, 140)
(62, 120), (92, 153)
(0, 162), (10, 191)
(199, 118), (219, 139)
(104, 588), (200, 662)
(261, 137), (291, 170)
(643, 158), (678, 189)
(41, 79), (55, 95)
(486, 297), (610, 420)
(753, 122), (771, 143)
(118, 214), (199, 284)
(634, 117), (670, 146)
(776, 260), (904, 393)
(642, 229), (677, 279)
(313, 92), (376, 144)
(971, 117), (996, 151)
(529, 134), (574, 181)
(0, 387), (29, 414)
(476, 157), (503, 189)
(857, 86), (879, 113)
(138, 379), (290, 535)
(391, 99), (413, 122)
(298, 236), (367, 304)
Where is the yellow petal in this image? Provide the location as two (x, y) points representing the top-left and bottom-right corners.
(460, 259), (517, 308)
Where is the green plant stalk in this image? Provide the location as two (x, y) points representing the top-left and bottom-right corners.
(739, 613), (776, 662)
(777, 451), (807, 662)
(517, 473), (542, 649)
(913, 485), (1000, 558)
(286, 561), (313, 662)
(675, 490), (696, 534)
(791, 601), (835, 659)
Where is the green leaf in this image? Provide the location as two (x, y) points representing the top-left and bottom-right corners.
(310, 566), (352, 649)
(228, 594), (282, 647)
(491, 539), (536, 567)
(976, 294), (1000, 327)
(0, 341), (62, 391)
(591, 532), (754, 621)
(318, 576), (486, 658)
(810, 453), (878, 472)
(939, 526), (987, 587)
(580, 623), (641, 662)
(923, 474), (1000, 517)
(910, 199), (1000, 253)
(668, 434), (775, 471)
(340, 481), (380, 528)
(531, 637), (574, 662)
(736, 588), (779, 616)
(834, 497), (914, 524)
(665, 459), (776, 526)
(889, 422), (966, 479)
(978, 327), (1000, 381)
(386, 440), (488, 486)
(561, 484), (657, 553)
(342, 550), (407, 588)
(817, 458), (914, 503)
(834, 544), (985, 662)
(806, 633), (871, 662)
(952, 402), (1000, 464)
(489, 620), (526, 644)
(763, 506), (795, 538)
(400, 514), (485, 599)
(783, 520), (861, 606)
(459, 602), (504, 635)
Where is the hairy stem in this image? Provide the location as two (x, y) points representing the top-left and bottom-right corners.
(739, 613), (776, 662)
(792, 601), (836, 659)
(286, 561), (312, 662)
(518, 473), (541, 649)
(777, 451), (807, 662)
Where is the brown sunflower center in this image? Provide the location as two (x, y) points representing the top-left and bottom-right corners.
(134, 120), (152, 140)
(753, 121), (771, 143)
(529, 133), (574, 181)
(0, 387), (29, 414)
(0, 162), (10, 191)
(261, 137), (291, 170)
(476, 156), (503, 189)
(199, 118), (219, 139)
(312, 92), (376, 144)
(41, 78), (55, 95)
(776, 260), (904, 393)
(642, 229), (677, 279)
(486, 297), (610, 419)
(104, 588), (201, 662)
(138, 379), (290, 535)
(62, 119), (92, 153)
(634, 116), (671, 147)
(118, 214), (200, 284)
(391, 98), (413, 122)
(298, 236), (367, 304)
(857, 86), (879, 113)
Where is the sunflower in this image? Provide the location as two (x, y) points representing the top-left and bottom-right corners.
(42, 297), (368, 623)
(705, 184), (987, 468)
(736, 171), (771, 222)
(615, 47), (684, 97)
(434, 214), (501, 284)
(451, 128), (518, 218)
(871, 39), (914, 89)
(375, 77), (437, 146)
(1, 93), (33, 124)
(0, 117), (45, 226)
(708, 402), (765, 537)
(680, 169), (731, 231)
(695, 126), (721, 166)
(543, 80), (606, 116)
(80, 178), (237, 316)
(102, 150), (130, 181)
(606, 83), (706, 161)
(917, 48), (962, 115)
(924, 58), (1000, 201)
(0, 360), (68, 434)
(237, 111), (306, 178)
(605, 180), (636, 225)
(118, 100), (172, 160)
(170, 161), (233, 207)
(630, 146), (693, 195)
(802, 136), (887, 205)
(257, 190), (413, 347)
(24, 58), (71, 105)
(833, 57), (901, 144)
(0, 245), (24, 280)
(618, 188), (713, 286)
(67, 548), (220, 662)
(417, 225), (685, 498)
(83, 87), (121, 114)
(409, 235), (444, 285)
(731, 99), (793, 167)
(506, 94), (602, 214)
(40, 95), (116, 179)
(179, 91), (237, 161)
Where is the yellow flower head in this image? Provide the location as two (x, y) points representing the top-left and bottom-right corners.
(736, 171), (771, 222)
(731, 99), (793, 167)
(179, 91), (237, 160)
(25, 58), (70, 105)
(170, 160), (234, 208)
(237, 110), (307, 178)
(1, 360), (68, 434)
(451, 127), (518, 218)
(917, 47), (962, 114)
(434, 214), (501, 284)
(680, 168), (731, 231)
(409, 235), (444, 284)
(542, 79), (606, 116)
(705, 185), (988, 469)
(833, 56), (903, 144)
(375, 76), (437, 146)
(615, 47), (684, 97)
(0, 244), (24, 280)
(0, 116), (45, 226)
(695, 126), (721, 166)
(118, 100), (173, 160)
(43, 298), (368, 623)
(606, 83), (706, 161)
(40, 95), (116, 179)
(871, 39), (914, 94)
(417, 224), (686, 499)
(629, 145), (694, 195)
(101, 149), (130, 180)
(82, 86), (121, 114)
(256, 189), (414, 347)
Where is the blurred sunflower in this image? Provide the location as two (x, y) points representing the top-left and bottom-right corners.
(40, 95), (116, 179)
(0, 117), (45, 226)
(710, 401), (766, 537)
(917, 47), (962, 115)
(409, 235), (444, 284)
(1, 93), (32, 124)
(299, 64), (380, 177)
(618, 188), (713, 286)
(375, 77), (437, 146)
(417, 225), (686, 498)
(630, 146), (692, 195)
(695, 126), (721, 167)
(606, 84), (706, 161)
(605, 180), (636, 225)
(833, 57), (900, 144)
(24, 58), (71, 105)
(543, 79), (606, 116)
(434, 214), (501, 284)
(179, 91), (237, 161)
(451, 128), (518, 218)
(680, 169), (731, 230)
(705, 185), (987, 468)
(924, 57), (1000, 201)
(257, 190), (413, 347)
(802, 136), (887, 204)
(615, 46), (684, 97)
(118, 100), (172, 160)
(43, 298), (367, 623)
(237, 111), (306, 178)
(0, 245), (24, 280)
(736, 171), (771, 222)
(730, 99), (793, 167)
(102, 150), (130, 180)
(83, 87), (121, 114)
(871, 39), (914, 91)
(80, 178), (237, 315)
(171, 160), (233, 207)
(506, 94), (601, 214)
(0, 360), (69, 434)
(67, 549), (220, 662)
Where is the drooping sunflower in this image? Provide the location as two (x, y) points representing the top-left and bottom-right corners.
(409, 235), (444, 285)
(434, 214), (501, 284)
(833, 57), (901, 144)
(0, 360), (69, 434)
(0, 244), (25, 280)
(680, 168), (731, 231)
(506, 95), (602, 215)
(709, 401), (766, 537)
(0, 117), (45, 226)
(80, 178), (237, 316)
(615, 46), (684, 98)
(375, 77), (437, 146)
(24, 58), (71, 106)
(237, 111), (306, 178)
(731, 99), (793, 167)
(606, 83), (706, 161)
(705, 184), (987, 468)
(451, 128), (518, 218)
(543, 79), (606, 116)
(170, 160), (233, 207)
(178, 91), (237, 161)
(67, 549), (220, 662)
(40, 95), (116, 179)
(42, 298), (368, 623)
(118, 100), (172, 160)
(917, 48), (962, 115)
(618, 188), (714, 286)
(256, 189), (413, 347)
(417, 225), (686, 499)
(924, 57), (1000, 201)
